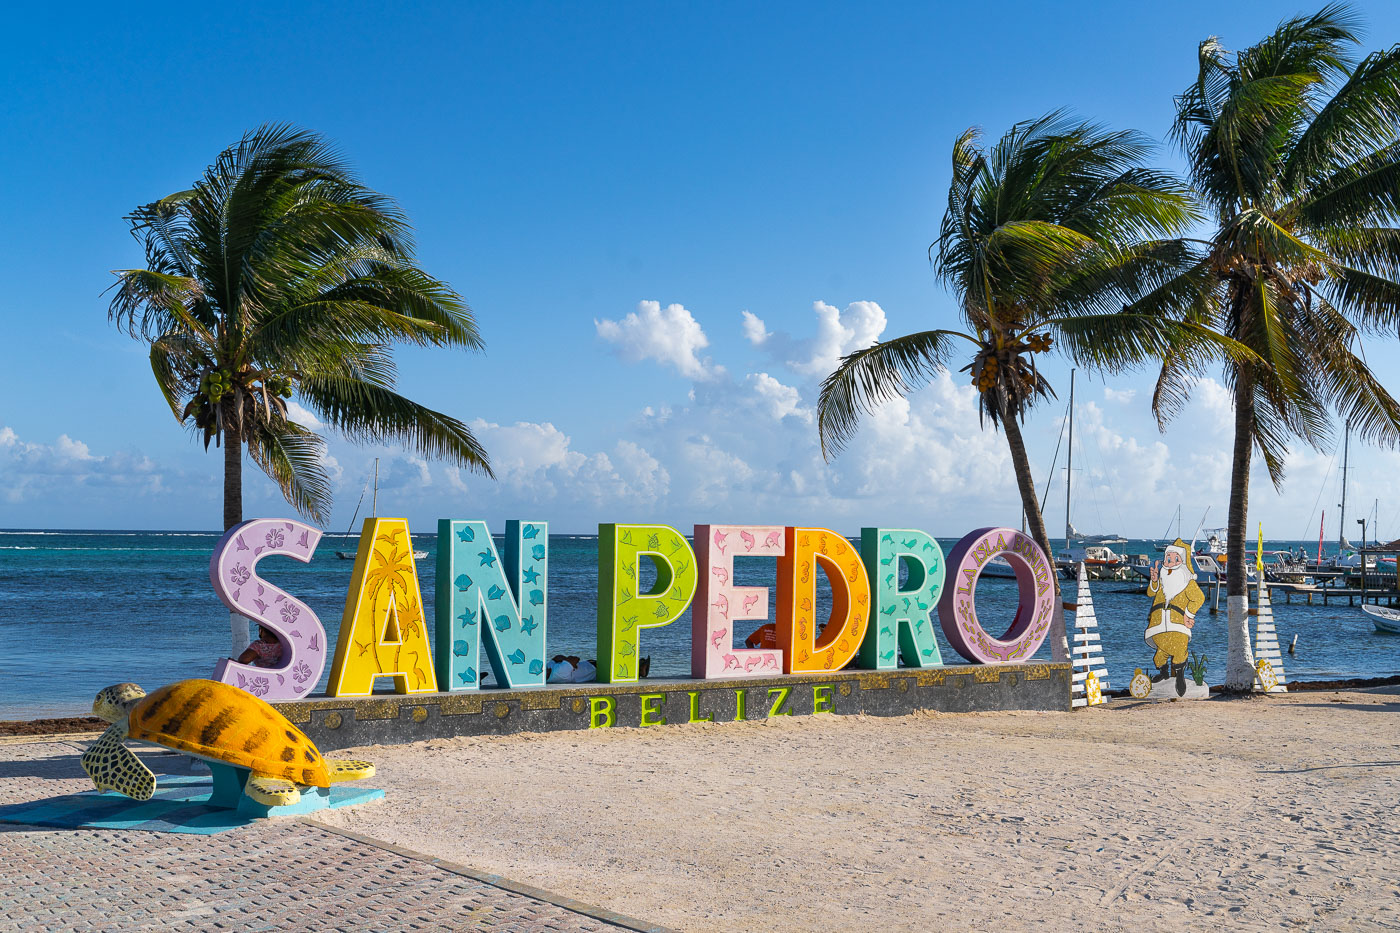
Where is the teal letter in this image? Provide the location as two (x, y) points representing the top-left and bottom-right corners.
(435, 519), (548, 690)
(859, 527), (945, 669)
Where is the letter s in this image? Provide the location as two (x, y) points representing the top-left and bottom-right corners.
(210, 519), (325, 700)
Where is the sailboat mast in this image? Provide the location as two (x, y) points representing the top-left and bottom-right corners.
(1339, 422), (1349, 550)
(1064, 370), (1074, 546)
(372, 457), (379, 518)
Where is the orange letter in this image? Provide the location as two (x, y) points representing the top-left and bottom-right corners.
(777, 527), (870, 674)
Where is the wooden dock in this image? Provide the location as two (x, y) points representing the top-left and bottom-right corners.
(1264, 581), (1400, 607)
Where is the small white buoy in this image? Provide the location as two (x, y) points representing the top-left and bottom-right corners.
(1288, 634), (1297, 655)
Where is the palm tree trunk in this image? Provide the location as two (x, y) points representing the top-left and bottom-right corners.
(1224, 373), (1257, 690)
(223, 419), (249, 655)
(1002, 413), (1067, 662)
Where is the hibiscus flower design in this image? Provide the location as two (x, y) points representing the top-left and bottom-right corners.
(280, 603), (301, 624)
(266, 528), (285, 549)
(230, 564), (251, 586)
(292, 660), (313, 684)
(247, 676), (271, 697)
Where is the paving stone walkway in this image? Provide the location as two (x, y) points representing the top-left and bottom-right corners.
(0, 741), (658, 933)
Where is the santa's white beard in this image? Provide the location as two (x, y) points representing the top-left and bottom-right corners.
(1161, 565), (1189, 602)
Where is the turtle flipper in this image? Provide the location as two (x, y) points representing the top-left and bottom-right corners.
(82, 723), (156, 800)
(246, 775), (301, 806)
(326, 759), (375, 783)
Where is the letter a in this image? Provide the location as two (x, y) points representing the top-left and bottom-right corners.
(328, 517), (437, 696)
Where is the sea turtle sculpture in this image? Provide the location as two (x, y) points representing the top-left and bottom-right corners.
(82, 678), (373, 807)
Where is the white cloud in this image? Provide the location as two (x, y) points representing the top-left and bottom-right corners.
(746, 372), (812, 423)
(455, 419), (670, 509)
(0, 424), (183, 509)
(788, 300), (887, 377)
(595, 300), (722, 381)
(285, 400), (322, 429)
(1103, 387), (1136, 404)
(740, 310), (770, 346)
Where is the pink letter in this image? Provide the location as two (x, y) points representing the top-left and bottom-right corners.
(210, 519), (325, 699)
(691, 524), (785, 679)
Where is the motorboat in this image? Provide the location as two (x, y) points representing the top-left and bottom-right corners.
(1057, 544), (1126, 579)
(1362, 603), (1400, 634)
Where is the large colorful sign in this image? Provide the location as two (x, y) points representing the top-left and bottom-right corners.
(209, 520), (1055, 698)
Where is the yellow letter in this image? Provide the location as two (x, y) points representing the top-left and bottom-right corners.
(328, 518), (437, 697)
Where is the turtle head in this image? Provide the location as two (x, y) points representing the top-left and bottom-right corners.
(93, 683), (146, 722)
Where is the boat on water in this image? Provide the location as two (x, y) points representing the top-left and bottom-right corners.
(1066, 522), (1127, 546)
(1362, 603), (1400, 634)
(335, 458), (428, 560)
(1153, 505), (1182, 551)
(1057, 544), (1127, 579)
(1046, 372), (1129, 579)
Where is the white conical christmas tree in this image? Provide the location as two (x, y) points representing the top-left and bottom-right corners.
(1068, 563), (1109, 708)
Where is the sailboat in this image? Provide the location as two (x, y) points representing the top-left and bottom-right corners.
(1154, 505), (1182, 551)
(1055, 371), (1128, 578)
(335, 458), (428, 560)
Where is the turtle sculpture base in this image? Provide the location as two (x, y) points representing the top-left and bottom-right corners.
(206, 761), (335, 818)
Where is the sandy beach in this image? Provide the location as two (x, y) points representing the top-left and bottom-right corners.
(307, 690), (1400, 932)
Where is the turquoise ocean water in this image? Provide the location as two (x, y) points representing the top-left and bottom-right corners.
(1, 529), (1396, 719)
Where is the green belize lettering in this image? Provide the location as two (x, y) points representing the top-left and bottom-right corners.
(735, 688), (746, 721)
(589, 696), (615, 729)
(812, 684), (833, 713)
(767, 686), (792, 717)
(639, 693), (667, 726)
(688, 691), (714, 723)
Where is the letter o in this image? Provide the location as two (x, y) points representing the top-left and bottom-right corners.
(937, 527), (1054, 663)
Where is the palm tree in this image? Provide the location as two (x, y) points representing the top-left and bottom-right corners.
(109, 124), (493, 648)
(1144, 4), (1400, 689)
(818, 113), (1221, 660)
(110, 124), (492, 525)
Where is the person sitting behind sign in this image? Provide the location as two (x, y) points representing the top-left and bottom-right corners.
(746, 622), (825, 648)
(546, 655), (649, 682)
(746, 623), (778, 649)
(232, 625), (284, 668)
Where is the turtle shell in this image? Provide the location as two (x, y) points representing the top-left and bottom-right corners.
(128, 679), (330, 788)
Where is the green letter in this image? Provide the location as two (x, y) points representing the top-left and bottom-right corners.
(767, 686), (792, 717)
(589, 696), (615, 729)
(688, 691), (714, 723)
(639, 693), (667, 726)
(597, 524), (697, 683)
(813, 684), (833, 713)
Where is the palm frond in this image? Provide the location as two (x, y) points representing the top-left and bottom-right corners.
(816, 330), (973, 458)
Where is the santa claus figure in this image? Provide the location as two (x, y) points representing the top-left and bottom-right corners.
(1145, 540), (1206, 696)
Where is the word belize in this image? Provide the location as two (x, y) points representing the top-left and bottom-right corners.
(209, 518), (1056, 702)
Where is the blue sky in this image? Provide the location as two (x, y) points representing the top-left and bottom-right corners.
(4, 1), (1400, 539)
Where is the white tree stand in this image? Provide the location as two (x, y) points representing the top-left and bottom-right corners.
(1068, 563), (1109, 708)
(1252, 582), (1288, 693)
